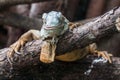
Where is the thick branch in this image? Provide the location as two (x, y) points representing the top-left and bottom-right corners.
(31, 57), (120, 80)
(0, 7), (120, 78)
(57, 7), (120, 54)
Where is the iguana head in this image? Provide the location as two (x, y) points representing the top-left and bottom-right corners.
(42, 11), (69, 30)
(40, 11), (69, 39)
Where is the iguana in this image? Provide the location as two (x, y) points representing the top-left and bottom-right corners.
(7, 11), (113, 64)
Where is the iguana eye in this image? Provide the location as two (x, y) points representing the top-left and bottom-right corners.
(42, 18), (46, 23)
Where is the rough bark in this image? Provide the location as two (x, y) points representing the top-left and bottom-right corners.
(96, 0), (120, 56)
(57, 7), (120, 54)
(0, 7), (119, 79)
(2, 56), (120, 80)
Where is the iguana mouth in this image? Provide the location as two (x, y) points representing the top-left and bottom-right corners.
(43, 23), (64, 30)
(44, 26), (56, 30)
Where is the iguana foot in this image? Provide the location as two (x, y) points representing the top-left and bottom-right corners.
(7, 39), (25, 63)
(93, 51), (112, 63)
(89, 43), (112, 63)
(69, 22), (82, 30)
(7, 29), (41, 64)
(115, 17), (120, 31)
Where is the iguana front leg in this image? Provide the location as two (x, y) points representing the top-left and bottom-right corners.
(8, 30), (41, 62)
(8, 29), (57, 64)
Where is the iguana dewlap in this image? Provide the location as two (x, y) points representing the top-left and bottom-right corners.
(8, 11), (113, 64)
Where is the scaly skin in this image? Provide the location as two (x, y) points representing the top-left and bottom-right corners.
(8, 11), (114, 64)
(39, 11), (69, 63)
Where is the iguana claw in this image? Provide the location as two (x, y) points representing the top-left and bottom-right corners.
(7, 29), (41, 64)
(89, 43), (112, 63)
(7, 39), (25, 64)
(96, 51), (112, 63)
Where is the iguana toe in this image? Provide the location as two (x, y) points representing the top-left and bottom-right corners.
(96, 51), (112, 63)
(7, 40), (25, 64)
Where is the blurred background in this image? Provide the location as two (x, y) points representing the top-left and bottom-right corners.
(0, 0), (120, 56)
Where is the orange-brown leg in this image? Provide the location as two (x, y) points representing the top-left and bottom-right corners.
(7, 30), (40, 63)
(89, 43), (112, 63)
(69, 22), (82, 30)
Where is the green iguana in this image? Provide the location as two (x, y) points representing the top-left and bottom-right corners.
(7, 11), (114, 64)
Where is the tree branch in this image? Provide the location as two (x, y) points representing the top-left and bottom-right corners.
(0, 7), (120, 79)
(57, 7), (120, 54)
